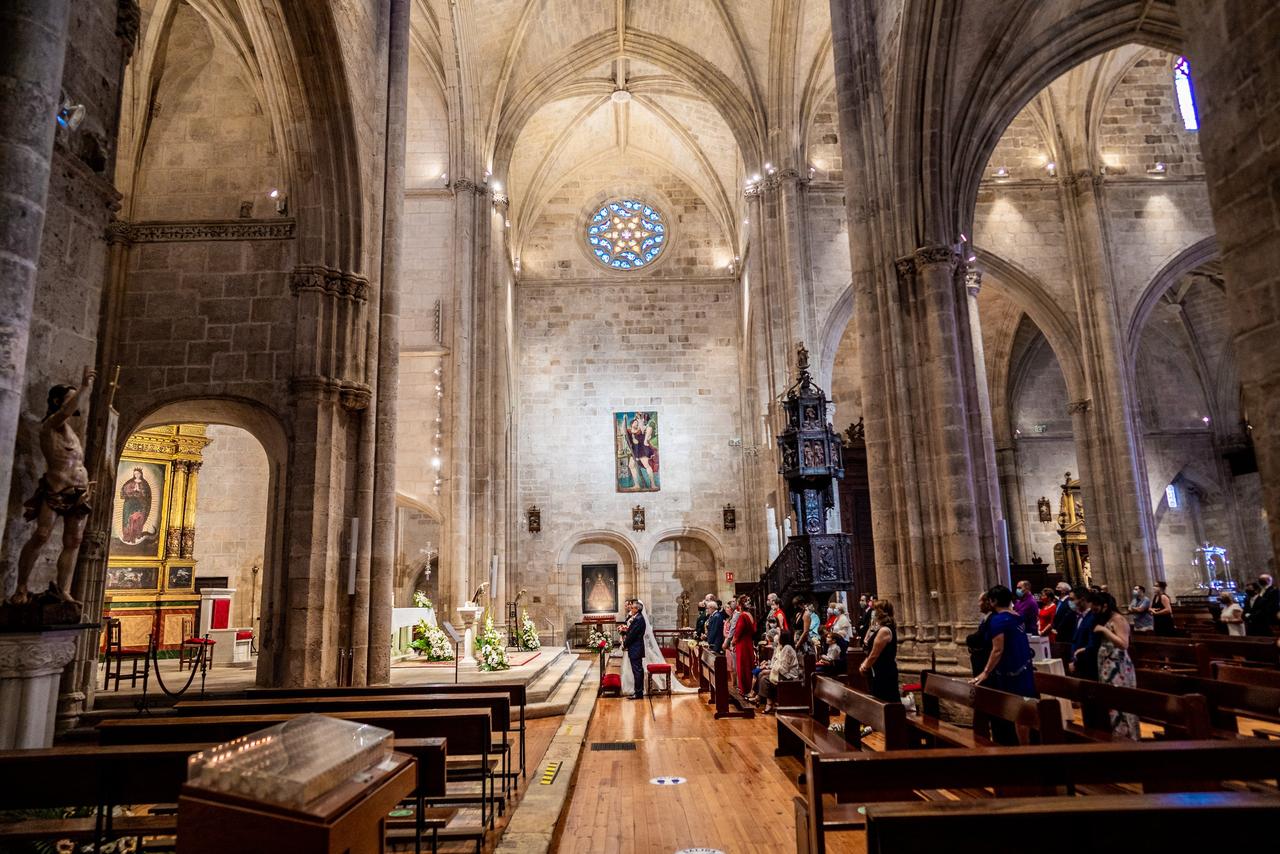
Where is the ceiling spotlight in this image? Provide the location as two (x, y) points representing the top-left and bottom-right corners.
(1201, 415), (1211, 424)
(56, 97), (85, 131)
(967, 254), (977, 263)
(1045, 162), (1057, 177)
(431, 456), (442, 469)
(751, 173), (761, 183)
(993, 166), (1009, 179)
(1147, 161), (1167, 176)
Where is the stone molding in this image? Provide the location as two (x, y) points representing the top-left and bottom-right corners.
(290, 376), (373, 410)
(743, 167), (809, 197)
(965, 268), (983, 296)
(113, 218), (297, 244)
(290, 265), (370, 302)
(0, 631), (80, 680)
(1067, 399), (1093, 415)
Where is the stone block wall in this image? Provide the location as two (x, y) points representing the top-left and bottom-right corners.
(128, 4), (283, 221)
(1, 0), (126, 590)
(193, 424), (270, 629)
(1099, 52), (1204, 180)
(515, 278), (745, 630)
(114, 237), (296, 429)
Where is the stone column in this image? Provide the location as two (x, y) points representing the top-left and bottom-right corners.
(0, 628), (82, 749)
(1058, 173), (1161, 591)
(0, 0), (72, 542)
(963, 269), (1010, 586)
(1178, 2), (1280, 569)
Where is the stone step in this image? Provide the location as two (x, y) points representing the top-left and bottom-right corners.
(525, 648), (581, 705)
(527, 658), (592, 719)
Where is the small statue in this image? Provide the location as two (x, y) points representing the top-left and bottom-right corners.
(469, 581), (489, 606)
(676, 590), (691, 629)
(10, 368), (96, 607)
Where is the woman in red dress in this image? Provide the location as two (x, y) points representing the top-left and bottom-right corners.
(732, 596), (756, 692)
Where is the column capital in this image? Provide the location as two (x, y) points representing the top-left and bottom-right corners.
(1067, 399), (1093, 415)
(743, 167), (809, 197)
(965, 267), (983, 296)
(895, 244), (961, 277)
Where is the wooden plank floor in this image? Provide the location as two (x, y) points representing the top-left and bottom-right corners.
(557, 694), (865, 854)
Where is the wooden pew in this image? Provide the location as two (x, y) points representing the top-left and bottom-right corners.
(908, 672), (1065, 747)
(1132, 635), (1280, 676)
(696, 648), (753, 719)
(1216, 662), (1280, 690)
(98, 708), (496, 828)
(863, 792), (1280, 853)
(0, 740), (451, 853)
(1136, 669), (1280, 738)
(797, 739), (1280, 854)
(1034, 671), (1213, 741)
(246, 682), (530, 779)
(176, 691), (514, 803)
(776, 676), (905, 761)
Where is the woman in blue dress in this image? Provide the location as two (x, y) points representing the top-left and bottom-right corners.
(971, 584), (1036, 698)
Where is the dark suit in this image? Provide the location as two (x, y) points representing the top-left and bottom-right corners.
(706, 610), (726, 653)
(624, 612), (647, 697)
(1248, 586), (1279, 636)
(1051, 596), (1078, 642)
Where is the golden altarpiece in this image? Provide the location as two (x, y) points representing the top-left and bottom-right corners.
(101, 424), (211, 652)
(1054, 472), (1091, 586)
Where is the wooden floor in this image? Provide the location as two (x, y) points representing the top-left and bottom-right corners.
(556, 692), (865, 854)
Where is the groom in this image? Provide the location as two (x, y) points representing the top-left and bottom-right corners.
(624, 600), (647, 700)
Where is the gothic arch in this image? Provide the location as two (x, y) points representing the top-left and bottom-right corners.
(1125, 236), (1221, 365)
(555, 529), (641, 573)
(817, 283), (854, 395)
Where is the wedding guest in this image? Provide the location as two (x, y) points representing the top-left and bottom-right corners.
(758, 630), (801, 714)
(802, 602), (822, 652)
(815, 629), (846, 674)
(1037, 588), (1057, 636)
(767, 592), (789, 632)
(705, 599), (726, 653)
(859, 601), (900, 703)
(971, 585), (1035, 697)
(1219, 591), (1245, 636)
(856, 594), (876, 646)
(1151, 581), (1176, 636)
(831, 603), (853, 642)
(1129, 585), (1153, 632)
(731, 596), (756, 692)
(1014, 580), (1039, 636)
(1251, 575), (1279, 636)
(1089, 591), (1139, 739)
(965, 591), (993, 676)
(1070, 586), (1099, 680)
(1050, 582), (1078, 644)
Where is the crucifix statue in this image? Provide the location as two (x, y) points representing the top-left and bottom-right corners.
(10, 367), (96, 607)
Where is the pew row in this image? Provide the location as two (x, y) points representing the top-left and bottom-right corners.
(909, 672), (1065, 746)
(796, 740), (1280, 854)
(1033, 671), (1213, 740)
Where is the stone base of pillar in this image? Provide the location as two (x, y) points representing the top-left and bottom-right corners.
(0, 627), (90, 749)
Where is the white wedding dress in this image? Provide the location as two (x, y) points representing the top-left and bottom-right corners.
(619, 602), (699, 695)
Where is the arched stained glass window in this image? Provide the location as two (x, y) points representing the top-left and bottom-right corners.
(1174, 56), (1199, 131)
(586, 199), (665, 270)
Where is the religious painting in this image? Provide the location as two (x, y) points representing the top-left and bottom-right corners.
(106, 564), (159, 591)
(581, 563), (619, 616)
(166, 564), (194, 591)
(110, 458), (167, 558)
(614, 411), (660, 492)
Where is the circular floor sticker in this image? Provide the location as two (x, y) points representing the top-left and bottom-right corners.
(649, 776), (687, 786)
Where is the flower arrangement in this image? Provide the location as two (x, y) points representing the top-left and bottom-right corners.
(517, 609), (541, 650)
(587, 625), (615, 653)
(409, 620), (453, 661)
(475, 615), (510, 671)
(412, 590), (433, 610)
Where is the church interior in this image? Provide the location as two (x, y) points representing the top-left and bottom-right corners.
(2, 0), (1280, 851)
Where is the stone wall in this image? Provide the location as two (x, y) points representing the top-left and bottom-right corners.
(193, 424), (270, 629)
(515, 277), (744, 631)
(1, 0), (127, 591)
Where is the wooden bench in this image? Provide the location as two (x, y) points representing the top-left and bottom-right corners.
(1136, 669), (1280, 738)
(797, 739), (1280, 854)
(246, 681), (530, 779)
(1034, 671), (1213, 741)
(1216, 662), (1280, 690)
(907, 671), (1065, 747)
(863, 791), (1280, 853)
(98, 707), (496, 828)
(177, 691), (514, 803)
(697, 648), (753, 719)
(778, 674), (911, 759)
(1132, 635), (1280, 676)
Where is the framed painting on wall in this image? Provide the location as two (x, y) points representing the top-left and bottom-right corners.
(105, 564), (160, 591)
(110, 458), (168, 559)
(581, 563), (619, 616)
(166, 564), (195, 591)
(614, 411), (660, 492)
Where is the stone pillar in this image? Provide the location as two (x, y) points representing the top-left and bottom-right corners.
(963, 269), (1010, 587)
(0, 628), (82, 749)
(1058, 173), (1161, 591)
(0, 0), (72, 542)
(1178, 2), (1280, 569)
(368, 0), (409, 684)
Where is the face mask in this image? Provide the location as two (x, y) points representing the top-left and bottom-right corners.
(1015, 589), (1025, 599)
(828, 608), (836, 615)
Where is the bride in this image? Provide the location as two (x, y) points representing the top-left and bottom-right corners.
(619, 600), (698, 696)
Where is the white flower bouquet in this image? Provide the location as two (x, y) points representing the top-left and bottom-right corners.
(475, 615), (510, 671)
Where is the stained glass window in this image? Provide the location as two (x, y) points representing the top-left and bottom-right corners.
(1174, 56), (1199, 131)
(586, 199), (666, 270)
